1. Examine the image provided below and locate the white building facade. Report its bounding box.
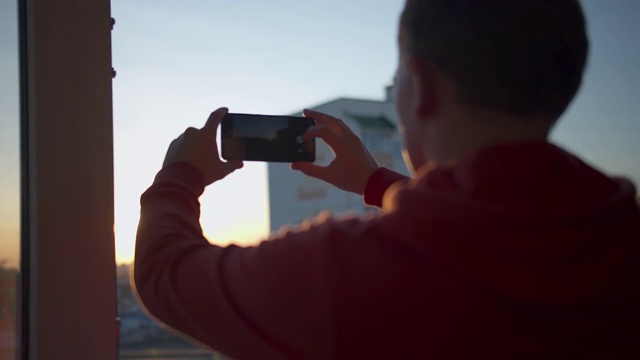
[267,91,408,231]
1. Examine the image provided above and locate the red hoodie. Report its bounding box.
[134,142,640,359]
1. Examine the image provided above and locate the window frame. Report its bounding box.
[21,0,117,358]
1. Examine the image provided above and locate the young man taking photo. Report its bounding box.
[133,1,640,358]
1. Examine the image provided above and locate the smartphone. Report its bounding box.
[221,113,315,162]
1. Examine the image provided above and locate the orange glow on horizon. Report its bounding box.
[0,227,20,270]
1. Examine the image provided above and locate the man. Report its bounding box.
[134,1,640,359]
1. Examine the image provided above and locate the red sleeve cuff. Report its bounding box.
[363,167,409,207]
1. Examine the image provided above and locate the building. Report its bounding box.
[267,87,409,231]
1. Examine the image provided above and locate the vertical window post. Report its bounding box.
[24,0,117,358]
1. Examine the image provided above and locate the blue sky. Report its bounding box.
[0,0,21,268]
[111,0,407,262]
[0,1,638,265]
[111,0,639,262]
[552,0,640,179]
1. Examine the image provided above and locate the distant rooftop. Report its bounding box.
[343,111,396,130]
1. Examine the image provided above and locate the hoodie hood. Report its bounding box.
[385,142,640,304]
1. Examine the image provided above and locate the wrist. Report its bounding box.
[358,166,380,195]
[363,167,408,207]
[153,162,206,196]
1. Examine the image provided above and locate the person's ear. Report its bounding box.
[409,58,439,120]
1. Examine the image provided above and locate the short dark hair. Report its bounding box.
[400,0,589,119]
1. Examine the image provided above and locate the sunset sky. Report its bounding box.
[0,1,21,269]
[1,1,639,266]
[110,0,407,263]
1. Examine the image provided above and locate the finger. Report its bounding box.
[224,160,244,171]
[217,160,244,179]
[303,125,344,150]
[291,162,332,183]
[203,107,228,134]
[304,109,352,134]
[184,127,198,138]
[303,109,336,126]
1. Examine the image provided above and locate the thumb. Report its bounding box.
[224,160,244,172]
[209,160,244,183]
[203,107,228,134]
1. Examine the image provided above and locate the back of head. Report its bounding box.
[400,0,589,121]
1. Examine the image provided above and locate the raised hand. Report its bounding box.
[291,109,380,195]
[163,108,243,185]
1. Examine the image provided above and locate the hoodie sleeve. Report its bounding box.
[133,162,334,360]
[363,167,409,207]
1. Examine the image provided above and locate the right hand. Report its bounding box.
[291,109,380,195]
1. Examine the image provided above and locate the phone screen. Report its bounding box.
[221,113,315,162]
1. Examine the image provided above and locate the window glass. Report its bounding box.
[552,1,640,187]
[113,2,401,358]
[0,0,21,358]
[113,1,640,358]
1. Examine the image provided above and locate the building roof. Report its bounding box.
[304,96,391,109]
[289,96,399,130]
[343,111,396,130]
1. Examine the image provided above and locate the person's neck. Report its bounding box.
[422,107,553,166]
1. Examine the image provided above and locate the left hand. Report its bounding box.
[163,107,243,185]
